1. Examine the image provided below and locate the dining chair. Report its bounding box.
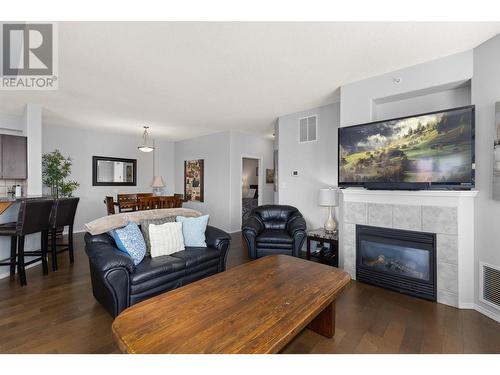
[137,196,159,210]
[117,193,138,213]
[104,196,115,215]
[49,198,80,271]
[0,199,53,285]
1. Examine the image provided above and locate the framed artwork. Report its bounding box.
[494,102,500,200]
[266,168,274,184]
[184,159,204,202]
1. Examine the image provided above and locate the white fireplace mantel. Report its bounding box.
[340,187,478,199]
[338,187,477,309]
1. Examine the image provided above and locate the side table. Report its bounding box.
[306,228,339,267]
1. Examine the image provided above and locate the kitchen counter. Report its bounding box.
[0,196,53,215]
[0,195,52,202]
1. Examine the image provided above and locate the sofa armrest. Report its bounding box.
[84,232,116,246]
[242,216,264,235]
[205,225,230,272]
[85,242,135,274]
[205,225,230,251]
[286,216,307,236]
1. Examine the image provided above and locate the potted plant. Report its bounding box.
[42,150,79,198]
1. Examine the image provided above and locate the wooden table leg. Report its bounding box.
[307,301,335,338]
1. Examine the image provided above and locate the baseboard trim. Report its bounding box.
[0,260,41,280]
[473,303,500,323]
[458,302,475,309]
[457,302,500,323]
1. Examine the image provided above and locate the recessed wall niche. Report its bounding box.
[371,79,471,121]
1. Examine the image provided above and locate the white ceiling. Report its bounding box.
[1,22,499,140]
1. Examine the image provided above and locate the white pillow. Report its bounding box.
[246,188,256,198]
[148,222,185,257]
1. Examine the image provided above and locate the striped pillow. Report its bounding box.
[140,216,176,256]
[149,222,185,257]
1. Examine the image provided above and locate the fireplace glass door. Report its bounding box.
[356,225,436,301]
[359,237,431,281]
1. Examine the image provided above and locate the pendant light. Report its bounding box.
[138,126,155,153]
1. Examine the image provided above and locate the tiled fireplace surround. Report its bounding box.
[340,189,478,308]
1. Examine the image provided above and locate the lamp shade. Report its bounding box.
[138,126,155,153]
[319,187,339,207]
[151,176,166,188]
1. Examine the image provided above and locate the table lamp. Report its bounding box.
[152,176,166,196]
[319,187,339,233]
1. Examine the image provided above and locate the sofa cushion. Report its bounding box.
[130,255,185,285]
[256,242,293,249]
[256,229,293,244]
[170,247,221,268]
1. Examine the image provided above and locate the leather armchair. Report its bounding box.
[242,205,307,259]
[85,225,230,317]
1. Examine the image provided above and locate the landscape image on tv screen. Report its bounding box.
[339,107,474,185]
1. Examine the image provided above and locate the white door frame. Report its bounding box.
[240,155,263,229]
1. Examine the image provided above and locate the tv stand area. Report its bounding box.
[353,183,473,191]
[364,182,428,190]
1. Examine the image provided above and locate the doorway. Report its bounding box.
[241,157,261,224]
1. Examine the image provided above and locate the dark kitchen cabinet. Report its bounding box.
[0,135,27,179]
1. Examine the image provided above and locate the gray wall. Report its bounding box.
[340,50,473,127]
[472,34,500,317]
[174,130,274,233]
[43,123,175,231]
[277,103,340,230]
[373,85,471,121]
[174,132,232,231]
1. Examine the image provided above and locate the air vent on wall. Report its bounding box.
[480,262,500,310]
[299,115,317,143]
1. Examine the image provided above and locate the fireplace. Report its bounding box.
[356,225,436,301]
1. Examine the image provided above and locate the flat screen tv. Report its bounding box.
[338,105,475,190]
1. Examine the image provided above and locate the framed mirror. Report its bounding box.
[92,156,137,186]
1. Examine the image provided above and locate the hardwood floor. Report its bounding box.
[0,232,498,354]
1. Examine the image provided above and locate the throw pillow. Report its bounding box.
[140,216,176,256]
[176,214,209,247]
[111,221,146,265]
[149,221,185,257]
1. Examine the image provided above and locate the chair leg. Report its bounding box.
[68,225,74,264]
[10,236,17,276]
[17,236,27,286]
[41,230,49,275]
[51,229,58,271]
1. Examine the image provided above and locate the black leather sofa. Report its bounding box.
[242,205,307,259]
[84,225,230,317]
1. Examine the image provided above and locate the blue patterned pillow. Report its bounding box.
[176,215,209,247]
[111,221,146,265]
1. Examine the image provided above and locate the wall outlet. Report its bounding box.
[292,170,299,176]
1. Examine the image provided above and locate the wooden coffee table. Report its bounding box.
[112,255,351,354]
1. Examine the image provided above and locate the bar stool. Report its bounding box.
[49,197,79,271]
[0,199,53,286]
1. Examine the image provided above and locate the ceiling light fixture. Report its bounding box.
[138,125,155,153]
